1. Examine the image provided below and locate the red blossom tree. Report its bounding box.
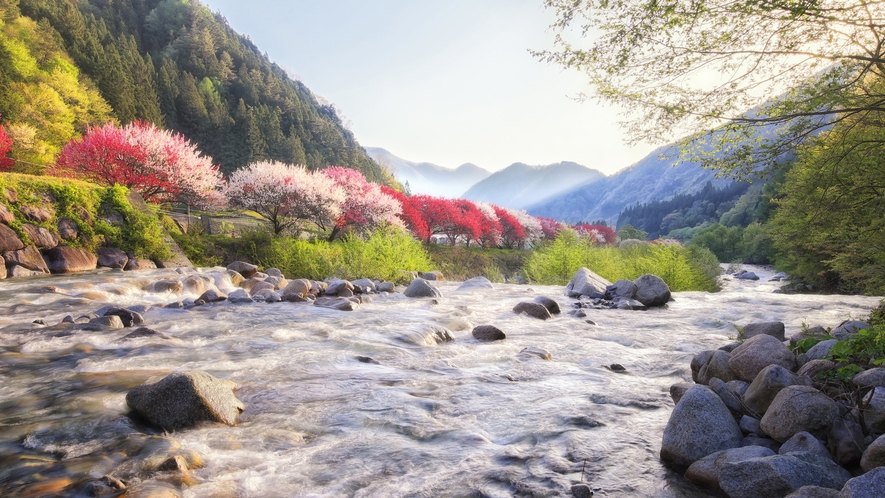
[0,124,14,171]
[494,206,527,249]
[473,201,503,247]
[446,199,484,246]
[381,186,431,242]
[409,195,463,244]
[53,122,222,206]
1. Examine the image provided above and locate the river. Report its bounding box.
[0,266,880,497]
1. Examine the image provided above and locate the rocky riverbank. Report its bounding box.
[662,309,885,497]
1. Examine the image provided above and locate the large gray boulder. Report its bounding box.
[512,302,552,320]
[126,371,244,430]
[729,334,797,382]
[852,368,885,389]
[607,279,637,300]
[838,467,885,498]
[533,295,561,314]
[457,277,494,291]
[685,446,775,490]
[0,223,24,252]
[742,321,786,341]
[21,224,58,249]
[660,385,744,466]
[472,325,505,342]
[566,267,612,298]
[3,245,48,273]
[744,365,810,415]
[780,432,830,458]
[832,321,869,340]
[633,274,671,306]
[226,261,258,278]
[97,247,128,269]
[698,350,737,385]
[719,452,851,498]
[760,386,839,442]
[404,278,442,298]
[44,246,98,274]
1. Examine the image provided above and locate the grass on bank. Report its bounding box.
[0,173,170,260]
[524,229,722,292]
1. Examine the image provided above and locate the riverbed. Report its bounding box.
[0,266,880,497]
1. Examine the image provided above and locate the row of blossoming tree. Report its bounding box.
[39,121,617,247]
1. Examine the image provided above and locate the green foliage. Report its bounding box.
[826,326,885,368]
[769,107,885,295]
[0,172,169,259]
[173,227,432,283]
[617,224,647,241]
[0,10,113,168]
[524,229,721,291]
[426,245,529,283]
[689,222,774,264]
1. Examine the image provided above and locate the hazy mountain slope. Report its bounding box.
[527,146,733,224]
[366,147,490,197]
[462,161,605,209]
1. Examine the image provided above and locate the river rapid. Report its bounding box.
[0,266,881,497]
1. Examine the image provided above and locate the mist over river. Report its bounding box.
[0,266,881,497]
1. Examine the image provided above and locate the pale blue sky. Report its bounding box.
[201,0,657,174]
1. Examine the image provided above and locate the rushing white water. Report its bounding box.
[0,266,881,497]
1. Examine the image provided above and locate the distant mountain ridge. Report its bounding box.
[526,146,733,224]
[462,161,605,209]
[365,147,490,198]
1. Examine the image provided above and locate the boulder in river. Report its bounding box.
[457,276,494,290]
[314,296,358,311]
[512,302,552,320]
[404,278,442,298]
[566,267,612,298]
[97,247,128,269]
[399,324,454,346]
[472,325,505,341]
[226,261,258,278]
[607,279,637,300]
[660,385,744,466]
[126,371,244,430]
[533,295,561,314]
[718,452,851,498]
[633,274,671,307]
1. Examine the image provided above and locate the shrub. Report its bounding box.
[524,229,720,291]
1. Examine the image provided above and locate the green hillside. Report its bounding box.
[1,0,388,181]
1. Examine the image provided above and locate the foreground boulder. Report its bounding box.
[633,274,671,307]
[566,267,612,298]
[729,334,796,382]
[718,453,851,498]
[841,466,885,497]
[660,385,743,466]
[743,365,809,415]
[126,371,244,430]
[760,386,839,442]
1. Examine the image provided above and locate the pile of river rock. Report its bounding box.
[663,317,885,497]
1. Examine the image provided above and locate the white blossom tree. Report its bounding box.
[225,161,344,235]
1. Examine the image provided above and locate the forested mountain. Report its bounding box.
[366,147,490,197]
[615,180,751,239]
[462,161,604,209]
[2,0,386,180]
[526,145,734,224]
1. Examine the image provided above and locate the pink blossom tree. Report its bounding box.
[473,201,503,247]
[225,161,344,235]
[381,186,431,242]
[322,166,403,241]
[53,121,222,206]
